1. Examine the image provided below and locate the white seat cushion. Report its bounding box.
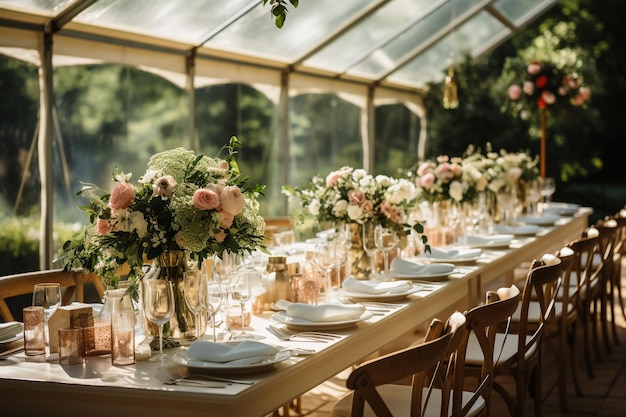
[464,332,537,366]
[331,385,485,417]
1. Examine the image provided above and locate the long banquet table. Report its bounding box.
[0,208,591,417]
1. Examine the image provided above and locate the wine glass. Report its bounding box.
[375,226,397,279]
[143,279,175,361]
[206,281,223,342]
[231,272,252,340]
[362,223,380,278]
[183,268,207,341]
[32,282,61,345]
[540,177,556,208]
[313,240,338,302]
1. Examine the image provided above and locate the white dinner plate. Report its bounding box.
[0,332,23,344]
[465,234,514,249]
[389,271,453,282]
[493,224,542,236]
[417,251,482,264]
[515,214,561,226]
[172,349,292,374]
[269,310,374,331]
[339,284,422,302]
[541,202,580,216]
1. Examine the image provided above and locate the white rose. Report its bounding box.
[352,169,367,180]
[449,181,464,201]
[347,204,363,221]
[308,199,321,216]
[332,199,349,217]
[128,211,148,238]
[375,175,393,187]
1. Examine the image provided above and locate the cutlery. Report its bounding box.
[158,367,255,385]
[155,372,227,388]
[267,325,341,342]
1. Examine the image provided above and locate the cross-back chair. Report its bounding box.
[0,268,105,322]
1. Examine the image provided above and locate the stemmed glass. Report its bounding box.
[375,226,397,279]
[143,279,175,361]
[206,282,223,342]
[362,223,380,278]
[313,240,338,302]
[540,177,556,208]
[32,282,61,345]
[183,268,207,341]
[231,271,252,340]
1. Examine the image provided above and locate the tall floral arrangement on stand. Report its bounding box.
[282,166,427,278]
[59,137,266,342]
[503,54,591,178]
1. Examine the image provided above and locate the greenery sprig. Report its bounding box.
[263,0,300,28]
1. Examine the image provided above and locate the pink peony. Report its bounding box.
[219,185,245,216]
[193,188,220,210]
[508,84,521,100]
[527,61,541,75]
[109,182,135,210]
[154,175,177,197]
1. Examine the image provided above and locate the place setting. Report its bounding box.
[269,299,374,331]
[413,246,483,264]
[388,257,456,282]
[463,233,515,249]
[338,276,421,302]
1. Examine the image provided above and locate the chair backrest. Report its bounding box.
[0,268,105,322]
[510,257,562,372]
[594,219,618,279]
[568,232,602,299]
[345,311,466,417]
[452,285,521,416]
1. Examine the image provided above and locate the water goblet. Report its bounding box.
[143,279,175,361]
[183,268,207,341]
[231,272,253,340]
[206,281,224,342]
[32,282,61,345]
[540,177,556,207]
[313,240,338,302]
[375,226,397,279]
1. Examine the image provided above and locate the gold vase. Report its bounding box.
[347,223,374,280]
[142,250,206,344]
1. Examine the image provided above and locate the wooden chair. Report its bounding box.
[465,258,562,417]
[609,209,626,327]
[331,285,521,417]
[0,268,105,322]
[592,219,618,356]
[330,311,466,417]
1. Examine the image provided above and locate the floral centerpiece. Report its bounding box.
[60,137,266,341]
[282,166,427,278]
[413,155,485,205]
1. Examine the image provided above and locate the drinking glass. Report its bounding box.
[362,223,380,278]
[206,281,223,342]
[540,177,556,206]
[231,272,252,340]
[375,226,397,279]
[183,269,207,341]
[143,279,175,361]
[32,282,61,322]
[32,282,61,345]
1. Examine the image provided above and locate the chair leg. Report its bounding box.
[532,356,543,417]
[590,297,604,362]
[579,305,596,379]
[569,322,583,397]
[609,277,621,346]
[600,283,613,356]
[558,324,569,412]
[493,381,516,417]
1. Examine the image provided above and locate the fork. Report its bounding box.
[155,372,227,388]
[267,325,342,342]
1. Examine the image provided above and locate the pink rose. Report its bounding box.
[527,61,541,75]
[219,211,235,229]
[568,77,580,89]
[219,185,245,216]
[435,162,454,181]
[580,87,591,100]
[508,84,521,100]
[214,230,227,243]
[193,188,220,210]
[420,172,435,188]
[96,218,113,234]
[348,190,366,206]
[450,163,462,176]
[154,175,177,197]
[436,155,449,163]
[360,200,373,213]
[541,91,556,105]
[417,162,432,177]
[326,171,341,187]
[523,81,534,95]
[558,86,568,96]
[109,182,135,210]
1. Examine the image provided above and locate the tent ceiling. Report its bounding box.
[0,0,557,92]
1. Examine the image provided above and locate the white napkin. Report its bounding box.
[186,340,278,364]
[0,321,23,341]
[275,300,365,322]
[426,247,482,260]
[341,277,413,295]
[466,234,513,246]
[390,258,454,276]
